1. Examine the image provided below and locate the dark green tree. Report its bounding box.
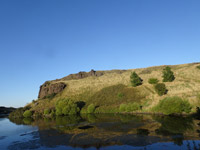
[154,83,168,96]
[130,72,143,87]
[162,66,175,82]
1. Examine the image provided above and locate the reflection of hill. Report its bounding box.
[8,114,200,149]
[34,114,167,148]
[38,129,167,148]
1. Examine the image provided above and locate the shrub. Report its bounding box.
[56,98,80,116]
[119,103,141,112]
[117,93,124,98]
[154,83,167,96]
[126,103,141,112]
[87,104,95,113]
[196,65,200,70]
[154,97,192,115]
[23,110,32,118]
[44,109,50,115]
[130,72,143,87]
[43,93,56,100]
[80,108,87,114]
[9,107,25,119]
[119,104,127,112]
[162,66,175,82]
[148,78,159,84]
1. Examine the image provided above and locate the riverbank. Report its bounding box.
[0,107,16,118]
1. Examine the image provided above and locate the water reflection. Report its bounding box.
[3,114,200,150]
[153,116,194,146]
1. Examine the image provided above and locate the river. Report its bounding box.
[1,114,200,150]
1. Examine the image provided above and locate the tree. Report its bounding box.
[130,72,143,87]
[154,83,167,96]
[162,66,175,82]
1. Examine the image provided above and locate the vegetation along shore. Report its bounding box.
[9,62,200,120]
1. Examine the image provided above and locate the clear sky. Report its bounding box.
[0,0,200,107]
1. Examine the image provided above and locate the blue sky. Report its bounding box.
[0,0,200,107]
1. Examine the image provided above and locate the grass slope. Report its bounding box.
[29,62,200,114]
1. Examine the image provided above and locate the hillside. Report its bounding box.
[24,62,200,116]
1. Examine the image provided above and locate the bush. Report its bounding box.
[119,103,141,112]
[154,97,192,115]
[126,103,141,112]
[162,66,175,82]
[9,107,25,119]
[117,93,124,98]
[154,83,167,96]
[119,104,126,112]
[148,78,159,84]
[44,109,50,115]
[196,65,200,70]
[23,110,32,118]
[130,72,143,87]
[87,104,95,113]
[56,98,80,116]
[43,93,56,100]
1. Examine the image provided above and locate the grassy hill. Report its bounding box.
[24,62,200,116]
[7,62,200,120]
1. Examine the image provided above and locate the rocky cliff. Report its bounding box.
[38,82,66,99]
[62,69,104,80]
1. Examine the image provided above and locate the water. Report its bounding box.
[1,114,200,150]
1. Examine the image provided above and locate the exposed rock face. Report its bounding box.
[38,82,66,99]
[62,69,104,80]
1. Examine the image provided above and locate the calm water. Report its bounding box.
[1,114,200,150]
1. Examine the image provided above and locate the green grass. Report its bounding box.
[119,102,141,112]
[88,84,146,107]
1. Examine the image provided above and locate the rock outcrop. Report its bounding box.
[62,69,104,80]
[38,82,66,99]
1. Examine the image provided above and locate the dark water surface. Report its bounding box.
[1,114,200,150]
